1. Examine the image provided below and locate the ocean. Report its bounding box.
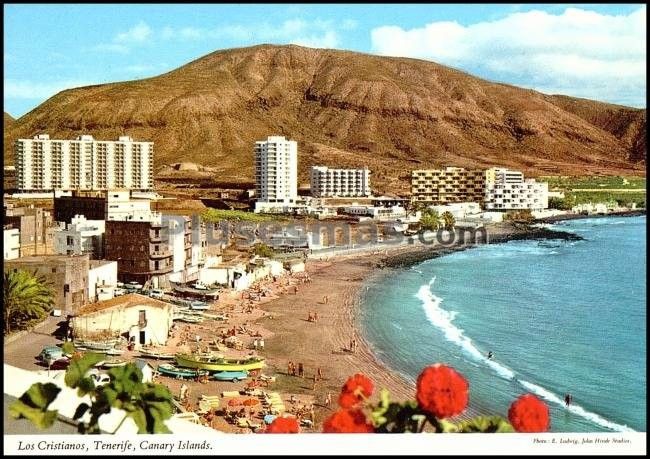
[359,216,646,432]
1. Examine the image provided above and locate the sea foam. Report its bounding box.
[416,276,636,433]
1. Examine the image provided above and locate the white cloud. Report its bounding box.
[4,79,93,99]
[115,21,152,43]
[370,6,647,107]
[161,17,348,49]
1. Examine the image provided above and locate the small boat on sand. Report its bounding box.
[157,363,208,379]
[102,359,128,368]
[175,354,265,372]
[139,349,175,360]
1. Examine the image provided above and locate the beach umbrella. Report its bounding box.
[228,398,243,406]
[243,398,259,406]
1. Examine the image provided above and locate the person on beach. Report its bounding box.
[317,367,323,381]
[314,312,319,321]
[180,383,188,402]
[298,363,304,378]
[312,374,318,390]
[288,361,294,376]
[487,351,493,360]
[259,338,264,350]
[325,392,332,408]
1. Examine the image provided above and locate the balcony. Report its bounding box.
[150,250,172,259]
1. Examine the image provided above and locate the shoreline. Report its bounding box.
[255,220,596,429]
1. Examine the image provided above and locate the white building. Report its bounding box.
[429,202,481,220]
[254,136,298,212]
[105,190,155,221]
[71,294,173,347]
[54,215,105,258]
[162,215,204,284]
[15,134,153,192]
[310,166,371,198]
[484,168,548,211]
[3,228,20,260]
[342,205,407,221]
[88,260,118,303]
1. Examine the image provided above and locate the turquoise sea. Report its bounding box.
[359,216,646,432]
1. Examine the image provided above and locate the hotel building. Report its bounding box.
[310,166,371,198]
[484,167,548,211]
[411,167,486,205]
[15,134,153,192]
[254,136,298,212]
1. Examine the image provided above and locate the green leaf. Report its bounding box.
[65,353,105,389]
[9,383,61,429]
[438,419,460,433]
[61,341,76,356]
[456,416,515,433]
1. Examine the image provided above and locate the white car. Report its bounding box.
[113,288,126,296]
[87,370,111,387]
[148,289,165,299]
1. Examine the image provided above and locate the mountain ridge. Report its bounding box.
[4,44,645,194]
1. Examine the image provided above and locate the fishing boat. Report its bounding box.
[175,353,265,372]
[102,359,128,368]
[189,301,210,311]
[157,363,208,379]
[139,349,175,360]
[103,348,125,356]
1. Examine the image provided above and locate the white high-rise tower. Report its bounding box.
[254,135,298,212]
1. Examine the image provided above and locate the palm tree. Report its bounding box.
[441,211,456,230]
[3,270,55,334]
[420,209,441,231]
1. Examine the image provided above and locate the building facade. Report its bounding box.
[484,168,548,211]
[161,215,205,284]
[411,167,485,205]
[254,136,298,211]
[4,205,56,257]
[103,215,173,288]
[54,215,105,258]
[4,254,90,313]
[15,134,153,192]
[71,294,173,347]
[310,166,371,198]
[88,260,118,303]
[3,228,20,260]
[54,190,153,224]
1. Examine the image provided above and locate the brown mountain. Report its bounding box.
[3,44,645,194]
[4,112,15,131]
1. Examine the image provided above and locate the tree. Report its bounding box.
[252,242,275,258]
[3,270,55,335]
[441,211,456,230]
[419,209,441,231]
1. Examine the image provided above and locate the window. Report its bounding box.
[52,268,57,273]
[67,236,74,246]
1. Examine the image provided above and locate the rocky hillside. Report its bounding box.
[4,112,15,131]
[4,44,645,194]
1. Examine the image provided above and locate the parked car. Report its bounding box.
[125,282,143,292]
[148,288,165,299]
[213,370,249,382]
[37,346,64,362]
[87,369,111,386]
[113,288,126,296]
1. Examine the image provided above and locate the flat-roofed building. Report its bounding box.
[254,135,298,212]
[484,167,548,211]
[310,166,371,198]
[15,134,153,192]
[411,167,485,205]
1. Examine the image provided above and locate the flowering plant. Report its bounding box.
[267,364,551,434]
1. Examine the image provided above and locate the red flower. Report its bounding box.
[323,409,374,433]
[265,417,300,433]
[338,373,374,408]
[416,364,469,418]
[508,394,550,432]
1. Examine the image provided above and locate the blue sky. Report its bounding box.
[4,4,646,118]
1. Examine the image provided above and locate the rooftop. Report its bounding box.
[89,259,116,269]
[4,254,89,264]
[75,293,172,316]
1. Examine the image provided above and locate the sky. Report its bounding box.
[3,3,647,118]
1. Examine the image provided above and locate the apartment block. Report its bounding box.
[310,166,371,198]
[411,167,486,205]
[15,134,153,192]
[254,136,298,211]
[103,214,173,288]
[161,215,205,284]
[484,168,548,211]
